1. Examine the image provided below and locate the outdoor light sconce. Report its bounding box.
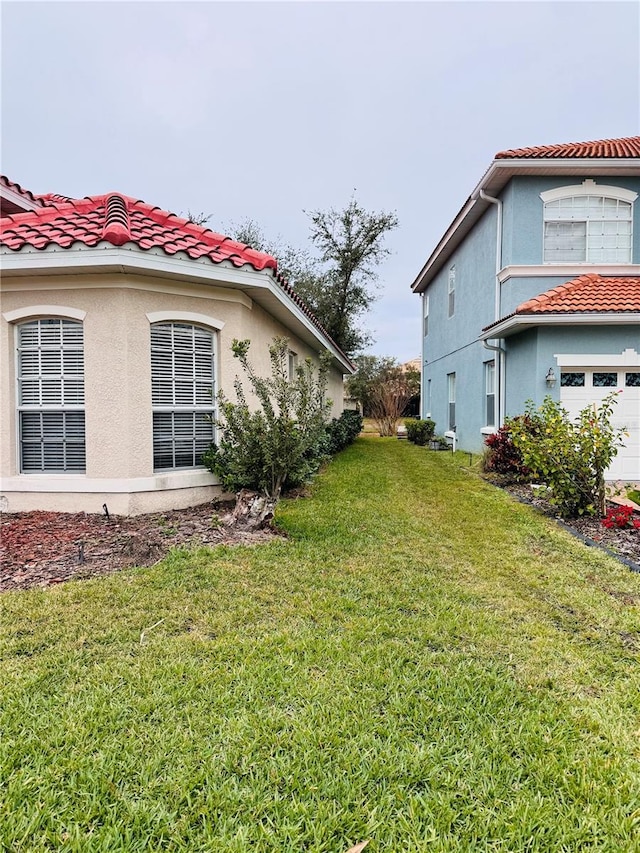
[545,368,557,388]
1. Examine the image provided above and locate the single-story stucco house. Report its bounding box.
[0,177,354,515]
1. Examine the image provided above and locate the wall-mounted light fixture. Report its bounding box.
[545,368,557,388]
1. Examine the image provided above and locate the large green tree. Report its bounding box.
[225,198,398,357]
[302,200,398,355]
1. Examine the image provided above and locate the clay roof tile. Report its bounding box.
[495,135,640,159]
[516,274,640,314]
[1,180,354,368]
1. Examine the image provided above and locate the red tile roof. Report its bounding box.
[495,136,640,159]
[517,274,640,314]
[0,180,354,367]
[0,175,73,212]
[0,190,277,271]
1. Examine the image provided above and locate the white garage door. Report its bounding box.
[560,368,640,481]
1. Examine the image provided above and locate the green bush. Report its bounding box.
[202,337,332,499]
[327,410,363,453]
[507,393,626,518]
[405,418,435,446]
[431,434,451,450]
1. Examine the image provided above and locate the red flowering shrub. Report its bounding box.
[483,423,530,480]
[602,504,640,530]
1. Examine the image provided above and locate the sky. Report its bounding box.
[2,0,639,362]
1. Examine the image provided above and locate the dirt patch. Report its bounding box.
[0,503,281,593]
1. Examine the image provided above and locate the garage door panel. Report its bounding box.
[560,368,639,481]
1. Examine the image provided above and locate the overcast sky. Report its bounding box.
[2,0,639,361]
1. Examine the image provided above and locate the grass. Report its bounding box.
[1,437,640,852]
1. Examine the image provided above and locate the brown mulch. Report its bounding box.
[500,482,640,571]
[2,484,638,594]
[0,502,281,593]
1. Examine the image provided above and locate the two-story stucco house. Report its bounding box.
[412,136,640,480]
[0,177,353,515]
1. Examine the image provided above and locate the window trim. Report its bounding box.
[288,350,298,381]
[540,182,637,206]
[447,372,456,430]
[484,360,496,427]
[4,305,86,323]
[146,310,225,330]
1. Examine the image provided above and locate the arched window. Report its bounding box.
[541,183,635,263]
[150,322,216,470]
[17,318,85,472]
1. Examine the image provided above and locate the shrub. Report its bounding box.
[202,337,332,500]
[405,418,435,446]
[431,435,451,450]
[326,410,363,453]
[483,423,530,479]
[507,393,626,518]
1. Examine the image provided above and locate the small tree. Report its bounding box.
[202,337,332,503]
[507,393,626,517]
[346,355,398,415]
[346,356,419,434]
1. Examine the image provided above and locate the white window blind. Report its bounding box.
[151,322,215,470]
[544,196,632,263]
[447,372,456,430]
[448,266,456,317]
[485,360,495,427]
[17,318,85,472]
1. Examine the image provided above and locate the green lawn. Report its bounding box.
[2,437,639,852]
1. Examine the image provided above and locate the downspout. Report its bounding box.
[421,292,427,418]
[479,189,506,427]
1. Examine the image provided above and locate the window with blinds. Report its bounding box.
[447,372,456,431]
[151,322,216,470]
[543,195,632,263]
[448,266,456,317]
[17,318,85,472]
[484,360,495,426]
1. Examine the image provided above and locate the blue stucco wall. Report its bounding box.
[505,323,640,416]
[421,204,498,443]
[420,170,640,454]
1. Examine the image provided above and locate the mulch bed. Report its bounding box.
[0,503,280,593]
[499,482,640,572]
[2,484,639,593]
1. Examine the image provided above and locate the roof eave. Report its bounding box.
[0,244,355,374]
[481,311,640,339]
[0,185,43,215]
[411,156,640,294]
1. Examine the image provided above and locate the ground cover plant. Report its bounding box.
[2,438,640,851]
